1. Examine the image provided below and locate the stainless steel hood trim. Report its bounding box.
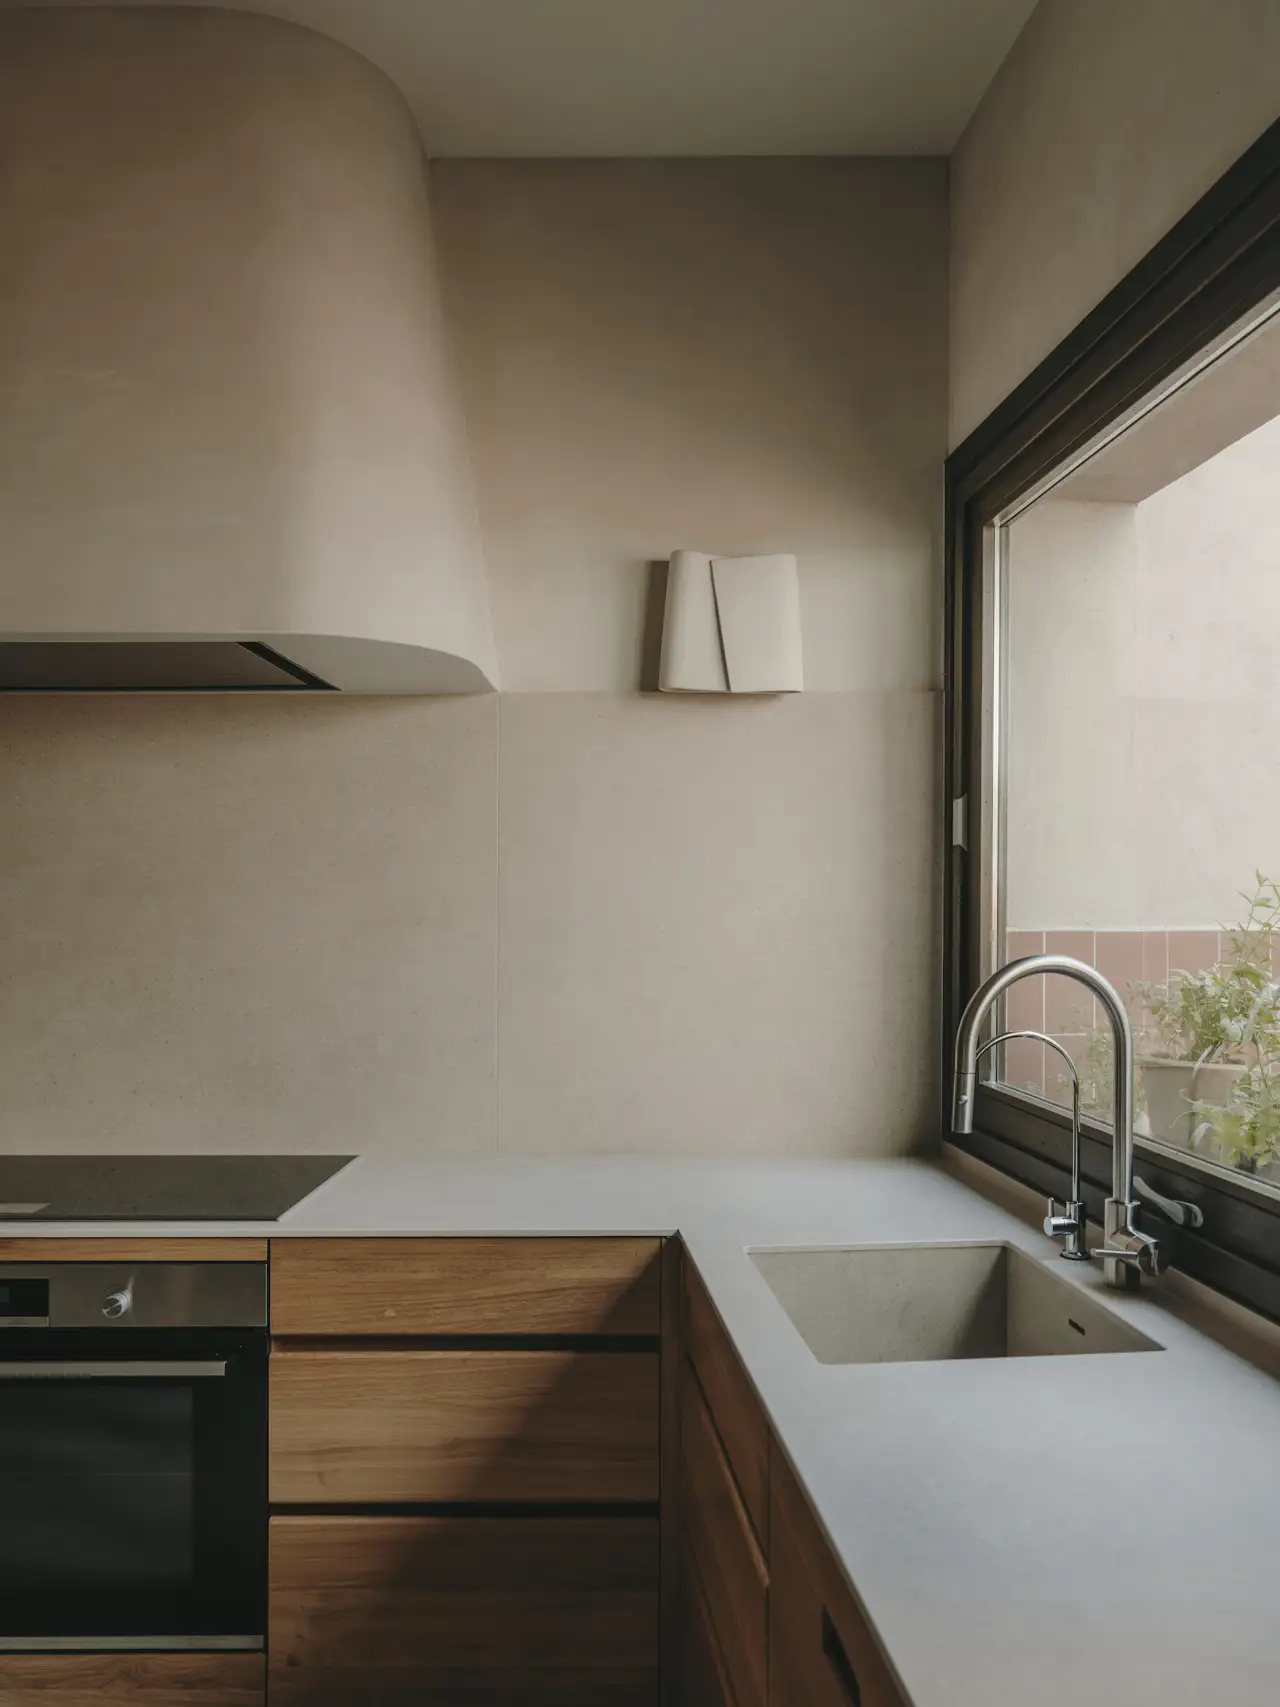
[239,642,335,689]
[0,640,336,693]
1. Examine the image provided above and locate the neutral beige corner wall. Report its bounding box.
[0,158,948,1160]
[433,160,947,694]
[440,160,948,1155]
[498,691,939,1156]
[950,0,1280,447]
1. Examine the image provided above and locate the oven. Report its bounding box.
[0,1262,267,1652]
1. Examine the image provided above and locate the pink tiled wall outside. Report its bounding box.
[1001,927,1242,1098]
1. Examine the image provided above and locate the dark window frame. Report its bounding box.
[944,119,1280,1323]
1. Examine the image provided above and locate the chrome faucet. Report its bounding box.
[952,955,1164,1288]
[975,1028,1089,1260]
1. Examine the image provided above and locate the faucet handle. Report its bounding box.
[1043,1197,1070,1237]
[1098,1200,1165,1281]
[1043,1198,1089,1261]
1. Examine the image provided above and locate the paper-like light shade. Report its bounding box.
[658,551,803,694]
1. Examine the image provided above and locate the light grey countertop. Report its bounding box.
[2,1153,1274,1707]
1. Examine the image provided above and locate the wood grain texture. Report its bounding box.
[678,1538,736,1707]
[269,1513,659,1706]
[0,1654,263,1705]
[269,1237,662,1337]
[0,1239,266,1262]
[680,1363,767,1707]
[270,1346,659,1504]
[769,1439,906,1707]
[683,1260,769,1543]
[659,1238,683,1707]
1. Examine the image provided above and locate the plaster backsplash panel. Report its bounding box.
[497,690,940,1156]
[0,696,498,1154]
[1,689,938,1159]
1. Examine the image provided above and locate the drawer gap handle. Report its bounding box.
[822,1608,862,1707]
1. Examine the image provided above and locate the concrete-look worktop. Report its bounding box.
[2,1154,1274,1707]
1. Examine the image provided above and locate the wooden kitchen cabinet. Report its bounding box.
[680,1369,767,1707]
[769,1440,907,1707]
[269,1513,659,1706]
[269,1236,661,1337]
[0,1654,264,1705]
[677,1539,736,1707]
[266,1235,664,1707]
[682,1263,769,1542]
[675,1257,772,1707]
[270,1344,659,1503]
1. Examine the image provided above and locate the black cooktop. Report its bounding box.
[0,1155,354,1221]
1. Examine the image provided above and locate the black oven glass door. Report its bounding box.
[0,1329,266,1646]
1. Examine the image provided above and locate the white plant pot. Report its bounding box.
[1137,1056,1245,1154]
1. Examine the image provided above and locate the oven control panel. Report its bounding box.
[0,1264,265,1329]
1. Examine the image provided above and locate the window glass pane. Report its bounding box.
[995,303,1280,1198]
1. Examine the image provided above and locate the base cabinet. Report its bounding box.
[680,1370,767,1707]
[267,1237,663,1705]
[677,1541,737,1707]
[268,1514,659,1706]
[677,1260,770,1707]
[769,1443,907,1707]
[0,1242,909,1707]
[0,1655,264,1705]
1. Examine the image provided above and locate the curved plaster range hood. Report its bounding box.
[0,8,497,693]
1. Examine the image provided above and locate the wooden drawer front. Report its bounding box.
[269,1513,659,1706]
[0,1654,263,1705]
[680,1366,767,1707]
[679,1539,736,1707]
[270,1347,659,1504]
[683,1262,769,1542]
[770,1442,907,1707]
[270,1236,661,1337]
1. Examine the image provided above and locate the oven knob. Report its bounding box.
[102,1287,133,1320]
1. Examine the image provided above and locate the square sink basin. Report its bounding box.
[750,1242,1161,1364]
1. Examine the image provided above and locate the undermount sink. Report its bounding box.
[750,1242,1161,1364]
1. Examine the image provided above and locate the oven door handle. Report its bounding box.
[0,1360,227,1379]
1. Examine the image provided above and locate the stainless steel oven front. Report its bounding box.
[0,1262,267,1652]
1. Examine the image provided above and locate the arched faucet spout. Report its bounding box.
[951,955,1163,1289]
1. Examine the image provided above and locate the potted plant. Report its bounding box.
[1188,1065,1280,1179]
[1136,966,1253,1148]
[1133,875,1280,1157]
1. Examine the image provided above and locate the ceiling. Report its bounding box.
[6,0,1039,156]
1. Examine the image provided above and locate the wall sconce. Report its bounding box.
[657,551,803,694]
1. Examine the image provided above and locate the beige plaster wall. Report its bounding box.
[950,0,1280,447]
[432,160,947,694]
[0,697,499,1154]
[0,159,947,1158]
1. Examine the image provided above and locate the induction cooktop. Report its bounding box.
[0,1155,354,1221]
